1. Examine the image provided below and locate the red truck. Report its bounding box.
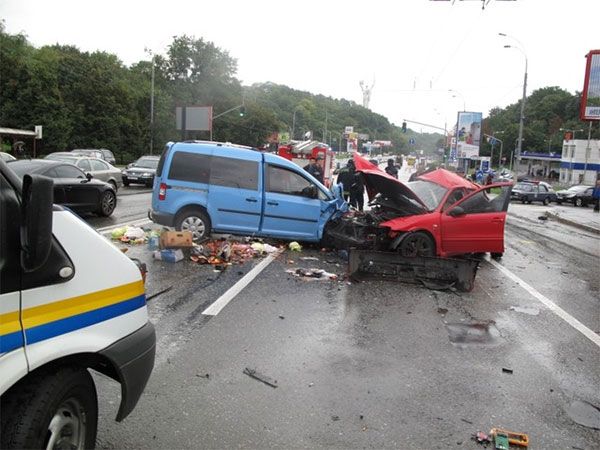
[278,140,336,187]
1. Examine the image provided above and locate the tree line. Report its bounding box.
[1,22,595,165]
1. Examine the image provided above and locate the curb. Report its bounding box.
[544,211,600,235]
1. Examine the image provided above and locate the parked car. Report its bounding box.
[99,148,116,165]
[150,142,513,259]
[510,180,557,205]
[123,155,160,187]
[45,152,123,190]
[497,168,514,182]
[0,158,154,449]
[71,149,105,160]
[555,184,594,206]
[0,151,16,162]
[8,159,117,216]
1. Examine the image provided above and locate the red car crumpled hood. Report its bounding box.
[352,154,428,214]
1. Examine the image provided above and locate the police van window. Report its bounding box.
[210,156,258,190]
[53,165,85,179]
[267,165,313,197]
[168,151,211,183]
[0,173,21,294]
[77,159,92,172]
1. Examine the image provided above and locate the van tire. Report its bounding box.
[96,191,117,217]
[175,208,211,241]
[1,366,98,450]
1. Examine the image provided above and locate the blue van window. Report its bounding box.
[267,165,312,196]
[210,156,258,190]
[168,151,211,183]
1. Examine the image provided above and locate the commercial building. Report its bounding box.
[559,139,600,185]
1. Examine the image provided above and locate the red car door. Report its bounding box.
[439,184,512,256]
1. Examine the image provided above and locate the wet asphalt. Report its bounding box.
[89,198,600,449]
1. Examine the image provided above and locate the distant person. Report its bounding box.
[384,158,398,178]
[349,168,365,211]
[593,179,600,213]
[408,165,425,182]
[303,156,324,183]
[337,160,355,201]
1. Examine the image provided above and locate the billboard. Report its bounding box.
[176,105,212,131]
[581,49,600,121]
[456,111,482,158]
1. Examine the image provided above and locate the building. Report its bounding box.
[559,139,600,185]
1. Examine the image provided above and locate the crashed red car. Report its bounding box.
[325,154,513,258]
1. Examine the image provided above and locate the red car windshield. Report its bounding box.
[407,180,449,211]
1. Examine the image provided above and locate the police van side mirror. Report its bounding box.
[21,174,54,272]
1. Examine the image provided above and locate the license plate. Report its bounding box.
[128,176,138,180]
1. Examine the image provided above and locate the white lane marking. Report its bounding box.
[96,218,152,234]
[202,250,283,316]
[490,259,600,348]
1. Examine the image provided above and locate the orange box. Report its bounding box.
[159,231,193,249]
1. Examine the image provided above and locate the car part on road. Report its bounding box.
[243,368,278,388]
[490,428,530,448]
[348,250,480,292]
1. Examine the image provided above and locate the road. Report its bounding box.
[88,187,600,449]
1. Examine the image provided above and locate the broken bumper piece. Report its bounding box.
[348,250,480,292]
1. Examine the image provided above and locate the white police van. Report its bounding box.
[0,159,155,449]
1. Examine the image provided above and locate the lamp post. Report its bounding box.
[500,33,528,180]
[559,127,584,141]
[448,89,466,111]
[292,107,302,140]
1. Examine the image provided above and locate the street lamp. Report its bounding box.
[448,89,466,111]
[500,33,528,180]
[559,127,584,140]
[292,107,302,141]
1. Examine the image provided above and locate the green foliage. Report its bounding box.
[1,22,596,166]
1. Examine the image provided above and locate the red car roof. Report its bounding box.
[419,169,477,189]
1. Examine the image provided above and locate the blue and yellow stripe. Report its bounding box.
[0,281,146,354]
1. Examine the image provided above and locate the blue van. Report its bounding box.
[149,141,346,242]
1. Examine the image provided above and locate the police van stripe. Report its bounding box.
[0,281,145,354]
[0,330,24,354]
[25,294,146,345]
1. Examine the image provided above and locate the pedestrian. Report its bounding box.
[336,159,355,201]
[384,158,398,178]
[485,170,495,185]
[408,165,425,182]
[593,179,600,213]
[349,168,365,211]
[303,156,324,184]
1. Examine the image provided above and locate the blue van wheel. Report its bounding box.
[175,209,211,241]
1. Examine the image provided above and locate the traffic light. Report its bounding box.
[402,121,407,133]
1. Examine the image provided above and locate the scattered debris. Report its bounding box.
[285,268,338,281]
[331,415,340,421]
[509,306,540,316]
[152,249,184,262]
[243,368,278,388]
[300,256,319,261]
[471,431,492,444]
[490,428,529,448]
[278,315,285,320]
[289,241,302,252]
[160,230,193,249]
[502,367,514,374]
[195,373,210,379]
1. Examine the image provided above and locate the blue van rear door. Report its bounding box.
[261,164,323,241]
[208,152,262,233]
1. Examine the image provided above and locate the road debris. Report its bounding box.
[146,285,173,301]
[502,367,514,374]
[289,241,302,252]
[243,368,278,388]
[285,268,338,281]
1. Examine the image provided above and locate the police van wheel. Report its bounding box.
[0,367,98,450]
[175,208,211,241]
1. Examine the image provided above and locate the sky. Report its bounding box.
[2,0,599,134]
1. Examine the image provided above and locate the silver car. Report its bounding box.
[45,152,123,190]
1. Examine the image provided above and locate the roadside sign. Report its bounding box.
[409,138,415,144]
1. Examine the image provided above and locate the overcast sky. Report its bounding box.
[2,0,599,134]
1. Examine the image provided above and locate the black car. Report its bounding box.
[555,185,594,206]
[8,159,117,216]
[122,155,160,187]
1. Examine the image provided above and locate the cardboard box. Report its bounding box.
[159,231,193,249]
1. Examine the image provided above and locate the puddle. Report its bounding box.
[509,306,540,316]
[566,400,600,429]
[445,322,500,345]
